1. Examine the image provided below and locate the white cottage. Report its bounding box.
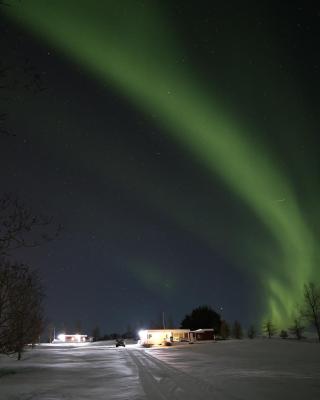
[55,333,90,343]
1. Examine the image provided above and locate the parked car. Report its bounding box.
[115,338,125,347]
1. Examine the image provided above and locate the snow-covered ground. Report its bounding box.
[0,339,319,399]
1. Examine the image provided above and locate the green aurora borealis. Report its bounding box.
[4,1,319,326]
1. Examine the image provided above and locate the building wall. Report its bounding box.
[139,329,190,345]
[195,331,215,340]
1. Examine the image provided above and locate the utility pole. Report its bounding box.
[162,311,166,329]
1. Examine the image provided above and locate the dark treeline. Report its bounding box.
[89,284,320,343]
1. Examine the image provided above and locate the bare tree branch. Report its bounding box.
[0,193,62,257]
[301,282,320,342]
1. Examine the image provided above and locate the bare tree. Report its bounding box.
[263,320,277,338]
[46,322,55,343]
[247,325,256,339]
[301,282,320,342]
[289,317,305,340]
[0,14,59,358]
[219,320,230,339]
[0,194,61,358]
[91,325,101,342]
[232,320,243,339]
[0,261,44,359]
[0,193,62,256]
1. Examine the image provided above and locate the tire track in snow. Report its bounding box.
[128,349,228,400]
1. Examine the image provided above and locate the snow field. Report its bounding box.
[0,339,319,400]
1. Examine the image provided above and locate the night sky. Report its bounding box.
[1,1,319,334]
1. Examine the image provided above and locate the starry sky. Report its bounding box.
[1,1,319,334]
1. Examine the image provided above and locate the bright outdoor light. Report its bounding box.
[57,333,66,342]
[138,330,147,340]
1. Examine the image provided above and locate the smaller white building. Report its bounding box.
[138,329,190,346]
[55,334,90,343]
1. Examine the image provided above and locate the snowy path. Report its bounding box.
[0,340,320,399]
[128,348,220,400]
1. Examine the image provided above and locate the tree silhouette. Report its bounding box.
[247,325,256,339]
[263,320,277,338]
[91,326,101,342]
[0,193,62,257]
[280,330,288,339]
[289,317,305,340]
[301,282,320,342]
[219,320,230,339]
[232,320,243,339]
[181,305,221,332]
[0,261,43,359]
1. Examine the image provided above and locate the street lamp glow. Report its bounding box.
[57,333,66,342]
[138,330,147,341]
